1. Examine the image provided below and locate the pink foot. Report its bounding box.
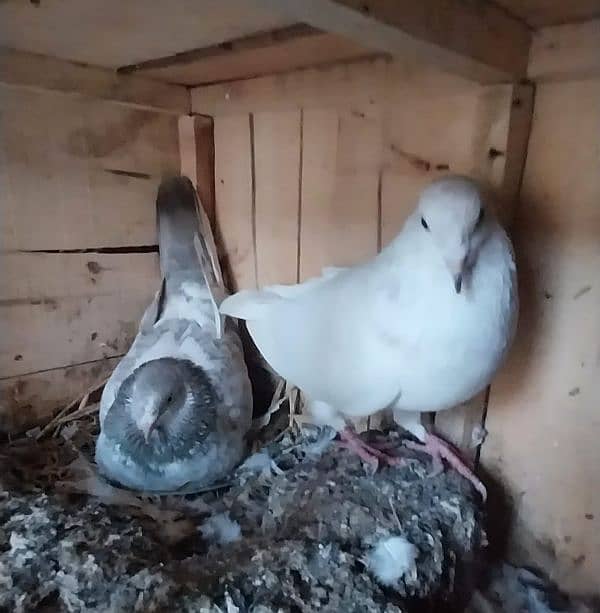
[404,433,487,501]
[338,427,402,468]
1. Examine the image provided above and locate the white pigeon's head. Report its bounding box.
[416,175,489,294]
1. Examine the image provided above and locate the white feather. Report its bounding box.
[367,536,418,586]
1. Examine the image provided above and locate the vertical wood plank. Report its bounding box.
[300,106,381,280]
[298,108,339,280]
[253,110,302,285]
[213,114,256,290]
[179,115,216,229]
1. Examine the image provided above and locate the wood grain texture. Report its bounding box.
[251,0,530,82]
[253,110,302,285]
[0,47,189,114]
[0,0,290,69]
[300,107,381,279]
[0,252,159,378]
[528,20,600,82]
[137,26,373,86]
[213,114,257,290]
[482,77,600,594]
[192,57,389,116]
[0,86,179,251]
[0,358,119,434]
[178,115,216,229]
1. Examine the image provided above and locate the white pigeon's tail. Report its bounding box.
[156,176,223,291]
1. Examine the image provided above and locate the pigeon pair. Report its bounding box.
[97,175,518,498]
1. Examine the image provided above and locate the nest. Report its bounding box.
[0,382,487,612]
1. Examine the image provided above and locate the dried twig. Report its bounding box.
[57,402,100,425]
[36,378,107,441]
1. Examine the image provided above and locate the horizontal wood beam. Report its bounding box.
[528,20,600,82]
[0,47,190,114]
[191,57,390,116]
[116,24,375,86]
[250,0,531,83]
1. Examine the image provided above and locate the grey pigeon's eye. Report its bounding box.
[475,208,484,229]
[166,395,173,403]
[421,217,429,231]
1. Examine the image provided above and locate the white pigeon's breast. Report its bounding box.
[391,249,517,413]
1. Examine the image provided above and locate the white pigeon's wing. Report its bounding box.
[235,265,404,415]
[219,289,284,320]
[220,265,347,320]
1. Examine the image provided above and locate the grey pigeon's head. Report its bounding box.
[416,175,491,294]
[104,358,218,464]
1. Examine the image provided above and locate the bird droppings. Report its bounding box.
[0,423,487,612]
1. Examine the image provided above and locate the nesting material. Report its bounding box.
[0,417,485,612]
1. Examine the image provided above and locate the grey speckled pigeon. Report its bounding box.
[95,176,252,492]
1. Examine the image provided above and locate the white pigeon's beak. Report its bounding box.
[453,273,463,294]
[446,256,467,294]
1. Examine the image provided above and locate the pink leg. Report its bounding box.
[338,427,402,468]
[404,433,487,501]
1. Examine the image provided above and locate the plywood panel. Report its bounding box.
[0,252,159,378]
[482,78,600,593]
[0,86,179,250]
[0,0,291,69]
[213,114,256,290]
[254,110,301,285]
[0,358,119,434]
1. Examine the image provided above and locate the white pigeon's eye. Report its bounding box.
[421,217,429,231]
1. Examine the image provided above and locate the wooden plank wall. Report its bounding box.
[0,84,178,432]
[198,58,532,440]
[482,75,600,593]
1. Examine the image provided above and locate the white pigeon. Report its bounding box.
[95,177,252,492]
[220,176,518,499]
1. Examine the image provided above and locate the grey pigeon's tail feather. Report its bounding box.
[156,176,224,291]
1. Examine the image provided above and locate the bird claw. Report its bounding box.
[337,428,403,468]
[404,434,487,501]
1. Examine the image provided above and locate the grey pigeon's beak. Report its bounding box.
[140,418,157,443]
[454,273,463,294]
